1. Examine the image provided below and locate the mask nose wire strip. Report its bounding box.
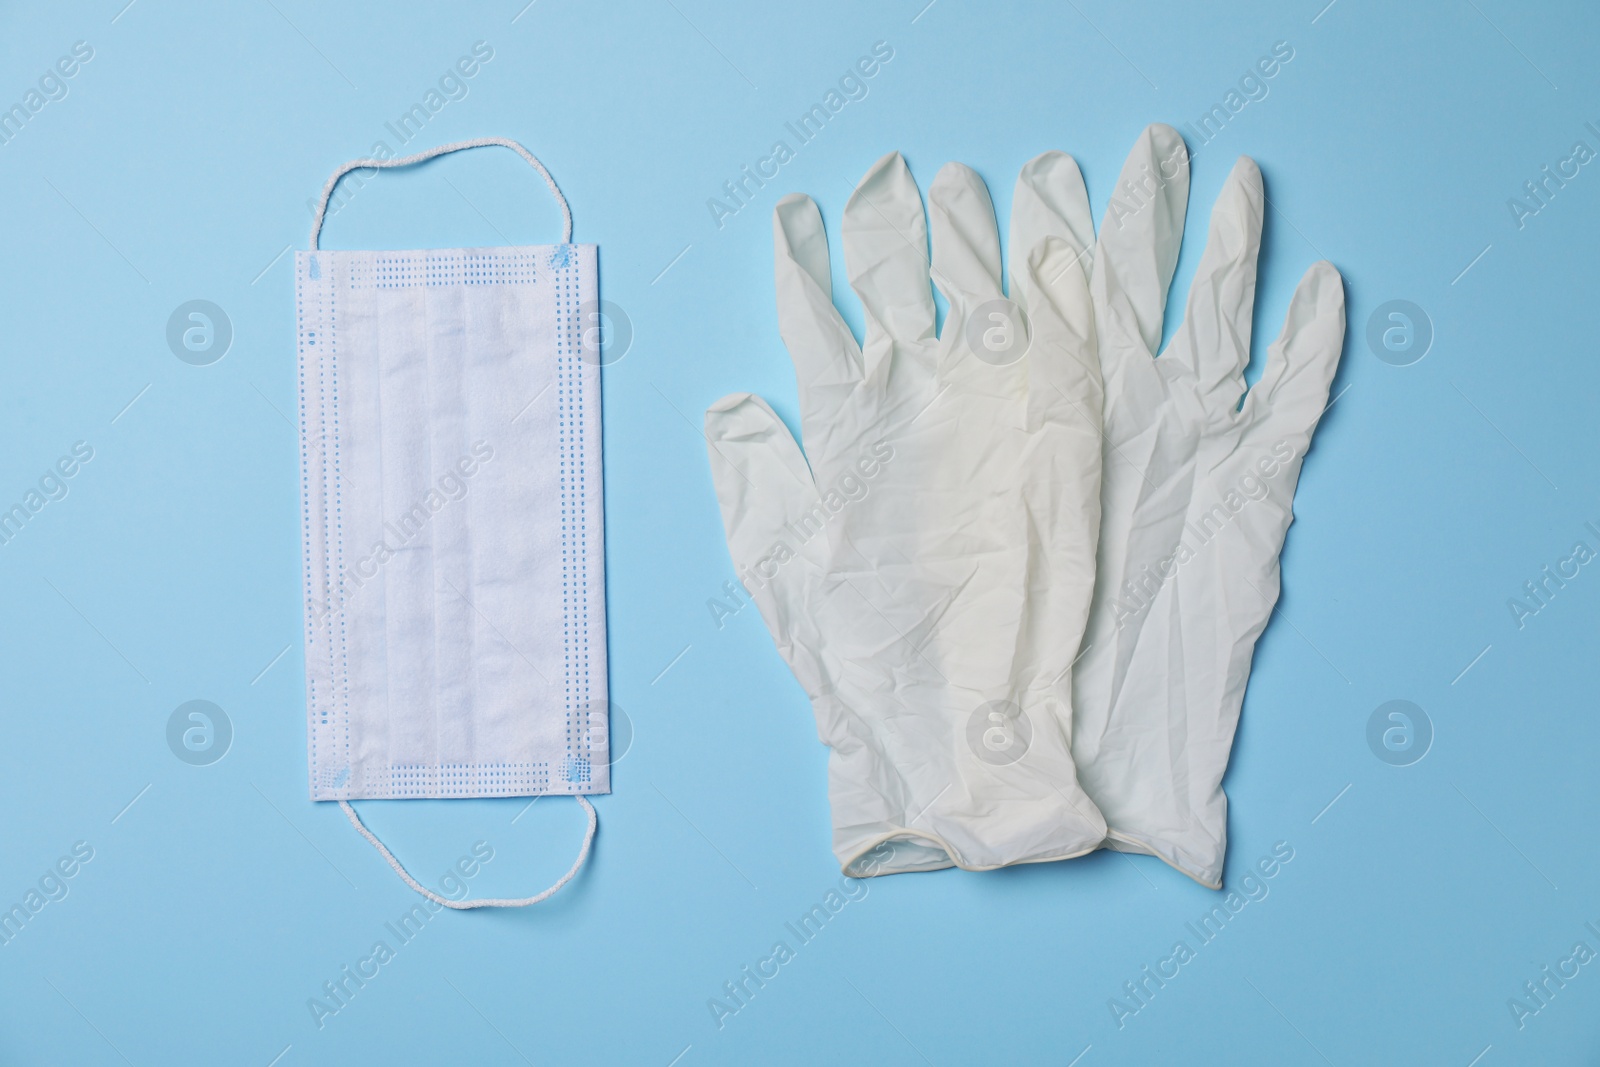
[339,797,597,909]
[308,135,574,250]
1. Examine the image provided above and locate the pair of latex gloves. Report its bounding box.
[704,125,1344,889]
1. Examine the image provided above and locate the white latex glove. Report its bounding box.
[1072,125,1347,889]
[706,151,1108,876]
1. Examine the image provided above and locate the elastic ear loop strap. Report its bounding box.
[316,136,590,909]
[341,798,597,909]
[309,135,573,249]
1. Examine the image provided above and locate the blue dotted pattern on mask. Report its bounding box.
[346,249,542,290]
[556,245,594,787]
[296,251,353,799]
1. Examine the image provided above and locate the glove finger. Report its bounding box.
[928,162,1003,310]
[1241,261,1345,444]
[704,392,825,597]
[1165,157,1264,406]
[1010,152,1096,422]
[1020,235,1100,430]
[1008,151,1095,309]
[1092,124,1189,375]
[775,194,864,441]
[842,152,937,379]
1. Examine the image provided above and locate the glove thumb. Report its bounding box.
[704,393,827,675]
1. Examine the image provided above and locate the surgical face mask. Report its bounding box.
[297,138,607,908]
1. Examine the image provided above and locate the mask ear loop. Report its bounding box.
[340,798,596,909]
[308,136,573,250]
[312,137,592,909]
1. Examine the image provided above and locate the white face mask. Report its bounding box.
[297,138,607,908]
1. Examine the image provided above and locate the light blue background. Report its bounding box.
[1,0,1595,1063]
